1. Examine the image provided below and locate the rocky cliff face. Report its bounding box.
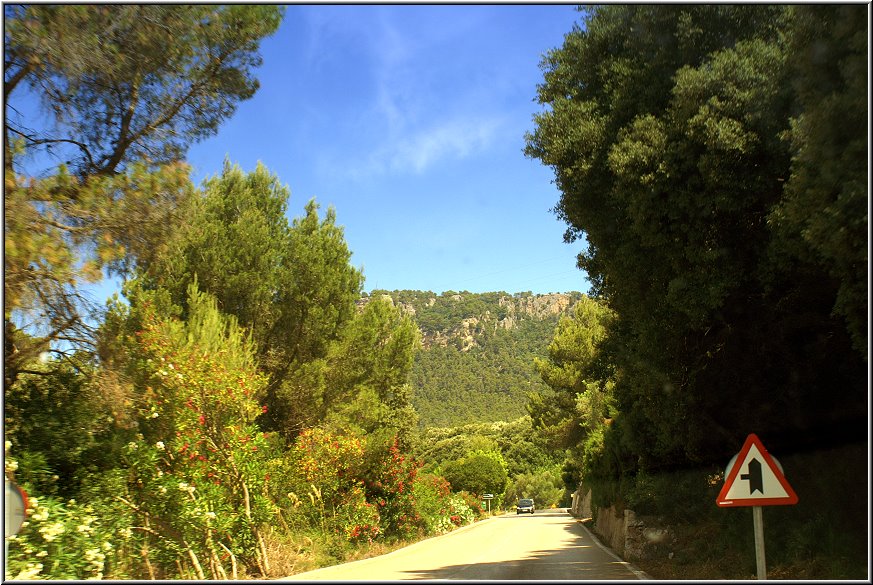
[497,293,573,326]
[360,291,581,351]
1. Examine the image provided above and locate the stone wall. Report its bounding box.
[569,484,674,562]
[624,510,673,561]
[570,484,592,518]
[594,505,627,553]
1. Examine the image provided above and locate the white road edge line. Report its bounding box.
[577,519,652,580]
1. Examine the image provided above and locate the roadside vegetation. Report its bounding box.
[3,6,486,579]
[4,4,866,581]
[525,5,867,580]
[3,155,487,578]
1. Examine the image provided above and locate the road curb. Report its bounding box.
[576,519,652,580]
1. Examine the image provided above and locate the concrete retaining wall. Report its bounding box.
[569,484,674,562]
[570,484,592,518]
[594,505,627,553]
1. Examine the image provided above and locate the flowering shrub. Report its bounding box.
[4,487,135,580]
[457,490,486,518]
[117,285,277,578]
[447,494,476,525]
[337,484,381,544]
[363,436,424,540]
[295,428,365,504]
[290,428,383,543]
[410,472,476,536]
[430,494,476,535]
[412,473,450,535]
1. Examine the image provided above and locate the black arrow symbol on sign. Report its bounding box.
[740,458,764,494]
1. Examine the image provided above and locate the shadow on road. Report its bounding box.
[398,513,638,580]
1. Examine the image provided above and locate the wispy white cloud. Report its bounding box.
[301,6,515,179]
[382,116,505,174]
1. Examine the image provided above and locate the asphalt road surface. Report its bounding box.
[282,509,648,580]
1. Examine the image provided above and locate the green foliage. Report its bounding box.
[154,161,292,349]
[317,297,420,444]
[5,5,283,177]
[372,290,508,334]
[4,486,136,580]
[3,357,131,498]
[150,161,376,441]
[4,162,195,385]
[440,450,509,502]
[278,199,365,367]
[418,417,561,483]
[505,466,565,509]
[525,1,866,477]
[528,296,618,504]
[5,4,282,383]
[525,5,867,578]
[407,297,570,427]
[418,418,561,512]
[530,296,615,451]
[772,6,868,355]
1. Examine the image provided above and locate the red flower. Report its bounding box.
[261,405,268,413]
[198,414,205,426]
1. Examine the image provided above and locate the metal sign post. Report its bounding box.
[716,434,797,580]
[482,493,493,515]
[752,506,766,580]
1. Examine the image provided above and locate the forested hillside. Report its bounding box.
[366,291,582,427]
[5,4,865,581]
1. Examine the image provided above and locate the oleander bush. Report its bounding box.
[4,463,136,580]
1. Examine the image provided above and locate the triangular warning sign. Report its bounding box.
[716,434,798,507]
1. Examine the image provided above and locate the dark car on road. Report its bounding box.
[516,498,535,514]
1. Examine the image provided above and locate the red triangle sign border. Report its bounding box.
[716,433,799,507]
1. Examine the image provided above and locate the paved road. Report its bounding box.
[282,509,647,580]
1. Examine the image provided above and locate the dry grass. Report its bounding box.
[259,526,320,578]
[629,518,868,581]
[343,538,411,563]
[254,528,431,579]
[638,557,867,581]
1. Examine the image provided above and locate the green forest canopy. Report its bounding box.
[524,5,867,577]
[3,4,867,580]
[525,3,867,472]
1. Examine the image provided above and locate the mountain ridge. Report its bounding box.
[362,290,583,427]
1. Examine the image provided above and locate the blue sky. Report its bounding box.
[181,4,589,296]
